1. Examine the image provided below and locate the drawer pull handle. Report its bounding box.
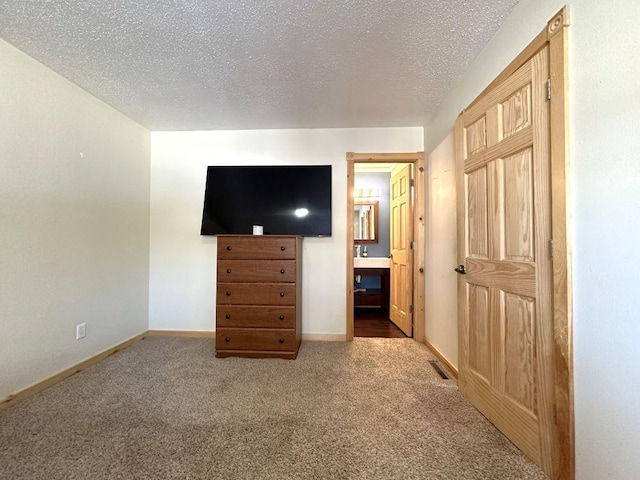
[226,291,231,296]
[279,315,285,320]
[225,337,231,342]
[280,269,285,274]
[226,268,231,274]
[226,246,232,251]
[279,292,285,297]
[225,314,231,319]
[279,339,285,344]
[280,246,286,251]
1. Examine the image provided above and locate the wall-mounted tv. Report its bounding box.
[200,165,332,237]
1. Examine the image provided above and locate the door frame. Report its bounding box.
[455,7,572,479]
[345,152,425,342]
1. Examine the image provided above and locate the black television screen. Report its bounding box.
[200,165,332,237]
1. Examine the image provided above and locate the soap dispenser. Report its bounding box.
[362,246,368,257]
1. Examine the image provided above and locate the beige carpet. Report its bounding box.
[0,337,548,479]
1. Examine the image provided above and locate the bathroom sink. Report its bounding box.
[354,257,390,268]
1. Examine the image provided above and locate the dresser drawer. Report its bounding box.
[217,306,296,329]
[216,329,297,352]
[217,236,297,260]
[217,260,296,283]
[217,283,296,305]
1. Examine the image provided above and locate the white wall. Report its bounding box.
[0,40,150,400]
[424,1,640,478]
[425,132,458,368]
[149,128,423,335]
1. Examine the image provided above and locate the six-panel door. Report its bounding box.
[455,47,557,475]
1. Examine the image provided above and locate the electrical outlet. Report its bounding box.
[76,323,87,340]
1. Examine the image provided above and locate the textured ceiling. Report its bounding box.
[0,1,520,131]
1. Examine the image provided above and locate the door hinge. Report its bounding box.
[410,241,415,250]
[409,304,414,314]
[546,78,551,101]
[410,178,415,188]
[549,239,554,258]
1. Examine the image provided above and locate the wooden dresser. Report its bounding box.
[215,235,302,359]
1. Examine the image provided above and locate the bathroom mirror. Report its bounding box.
[354,201,378,243]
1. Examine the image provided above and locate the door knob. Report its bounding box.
[454,265,467,274]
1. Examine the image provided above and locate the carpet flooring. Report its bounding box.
[0,337,548,479]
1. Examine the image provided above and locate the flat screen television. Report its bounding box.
[200,165,332,237]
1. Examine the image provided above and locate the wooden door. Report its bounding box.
[390,164,413,336]
[455,46,558,475]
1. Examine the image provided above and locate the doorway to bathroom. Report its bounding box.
[345,152,425,342]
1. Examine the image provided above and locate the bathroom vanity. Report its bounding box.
[354,257,390,314]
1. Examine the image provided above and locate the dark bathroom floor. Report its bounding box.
[354,309,407,338]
